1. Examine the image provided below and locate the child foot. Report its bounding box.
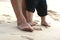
[28,22,37,26]
[41,21,50,27]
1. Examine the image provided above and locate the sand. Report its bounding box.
[0,1,60,40]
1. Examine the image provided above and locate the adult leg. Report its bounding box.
[36,0,50,27]
[22,0,26,18]
[11,0,33,32]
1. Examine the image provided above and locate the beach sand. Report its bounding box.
[0,1,60,40]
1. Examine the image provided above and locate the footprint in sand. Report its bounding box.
[5,18,11,23]
[33,25,42,31]
[48,10,60,21]
[21,36,34,40]
[7,18,11,20]
[0,20,5,24]
[48,10,57,13]
[7,21,11,23]
[2,14,11,17]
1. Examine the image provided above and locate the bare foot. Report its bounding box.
[17,23,33,32]
[41,21,50,27]
[28,22,38,26]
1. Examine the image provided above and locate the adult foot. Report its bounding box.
[17,23,33,32]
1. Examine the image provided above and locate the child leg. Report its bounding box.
[25,0,39,26]
[36,0,50,27]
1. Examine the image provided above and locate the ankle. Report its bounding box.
[41,20,45,22]
[17,20,28,25]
